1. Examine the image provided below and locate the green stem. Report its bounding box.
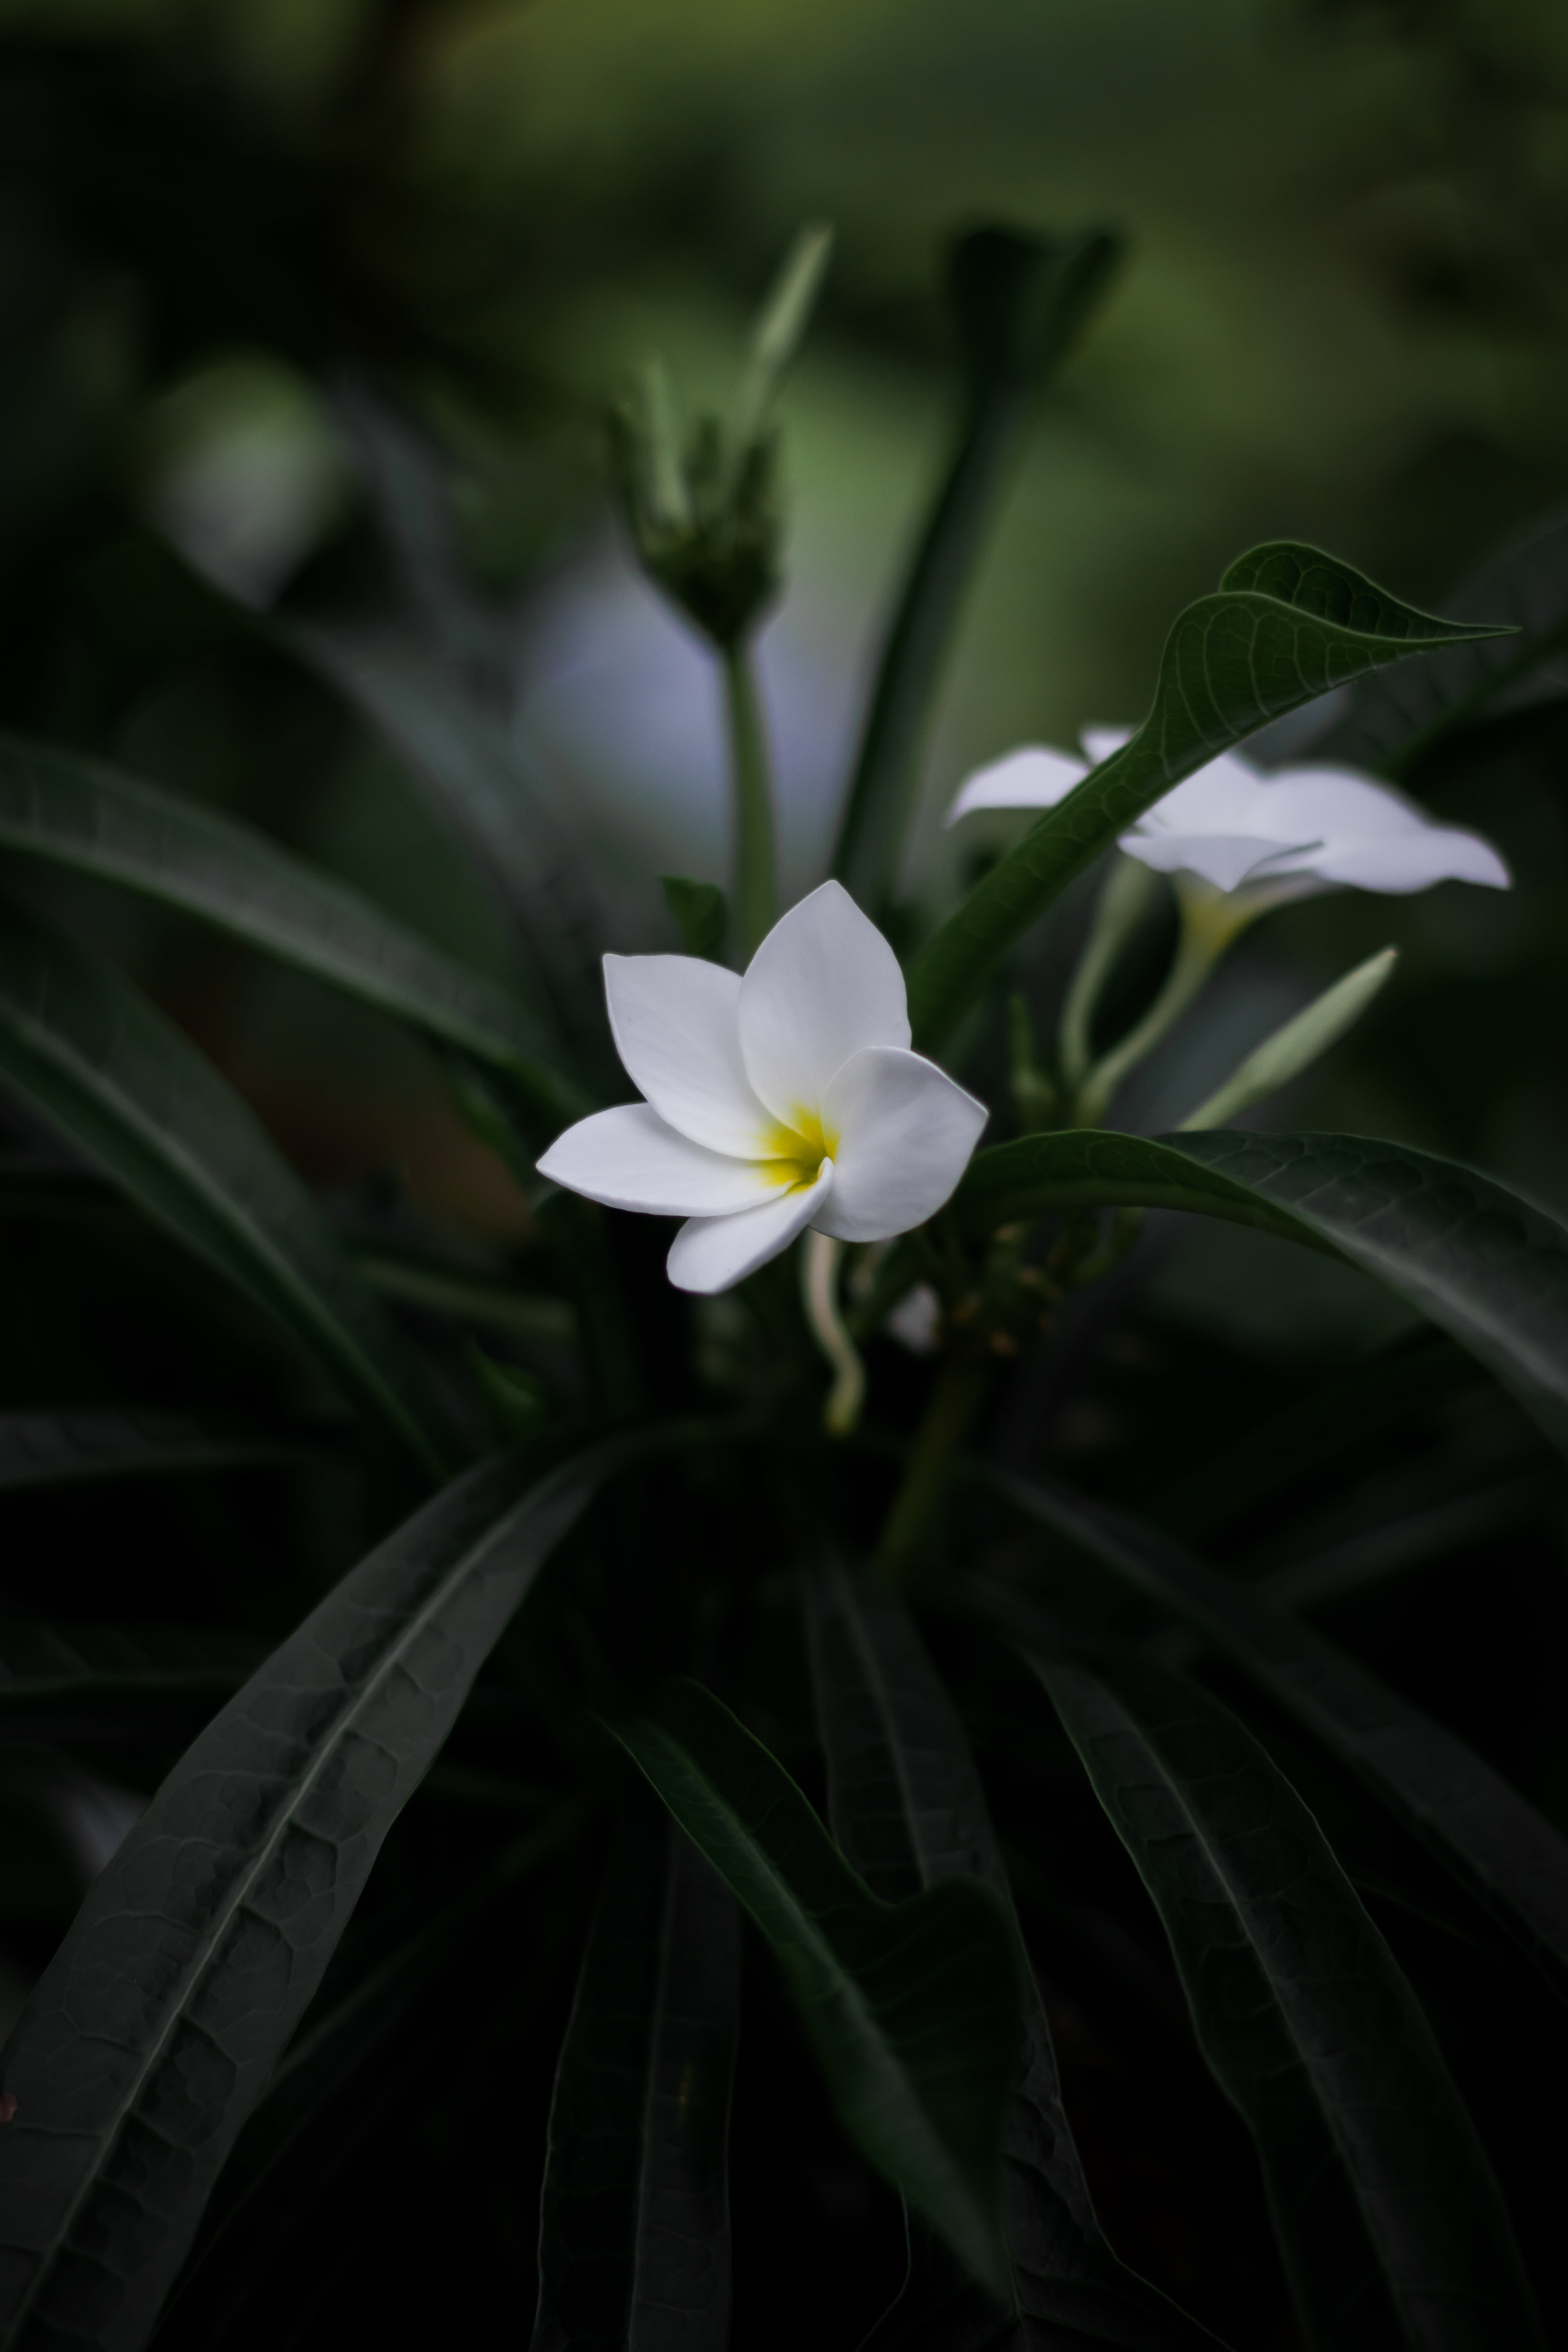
[723,640,779,962]
[877,1354,988,1584]
[1058,855,1160,1092]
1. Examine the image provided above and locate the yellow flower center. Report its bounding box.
[757,1105,837,1191]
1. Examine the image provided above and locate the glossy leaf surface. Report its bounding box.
[951,1127,1568,1456]
[0,900,456,1477]
[0,733,583,1128]
[0,1445,606,2352]
[802,1555,1223,2352]
[1033,1649,1546,2352]
[610,1676,1022,2299]
[532,1800,739,2352]
[907,547,1507,1051]
[979,1471,1568,2007]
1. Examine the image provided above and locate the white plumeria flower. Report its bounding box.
[947,726,1510,910]
[537,882,987,1296]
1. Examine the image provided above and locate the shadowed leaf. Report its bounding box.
[1031,1649,1546,2352]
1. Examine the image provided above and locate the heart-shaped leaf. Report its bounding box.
[0,1441,615,2352]
[949,1127,1568,1457]
[1031,1648,1547,2352]
[609,1676,1022,2300]
[0,899,458,1478]
[907,546,1509,1052]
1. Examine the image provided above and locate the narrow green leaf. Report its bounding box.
[0,899,457,1478]
[1252,1464,1565,1614]
[1305,502,1568,776]
[975,1469,1568,2009]
[0,1620,269,1710]
[659,874,728,964]
[159,1820,577,2352]
[294,621,607,1060]
[0,733,586,1130]
[0,1410,319,1492]
[835,227,1120,915]
[1032,1649,1546,2352]
[0,1441,614,2352]
[531,1797,740,2352]
[950,1127,1568,1458]
[802,1555,1224,2352]
[609,1676,1022,2299]
[907,548,1509,1052]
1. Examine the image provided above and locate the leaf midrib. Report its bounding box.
[4,1463,581,2343]
[0,987,443,1474]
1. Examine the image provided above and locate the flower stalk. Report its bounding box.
[723,641,780,962]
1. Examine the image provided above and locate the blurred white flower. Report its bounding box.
[947,727,1510,909]
[537,883,986,1294]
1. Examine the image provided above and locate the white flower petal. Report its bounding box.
[739,881,910,1123]
[1309,829,1512,893]
[815,1046,988,1243]
[1133,750,1276,836]
[536,1104,789,1216]
[944,745,1087,826]
[603,953,767,1155]
[1119,828,1299,892]
[667,1161,834,1293]
[1080,724,1137,764]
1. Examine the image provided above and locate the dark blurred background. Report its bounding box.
[5,0,1568,1235]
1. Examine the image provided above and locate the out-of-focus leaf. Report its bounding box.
[156,1818,577,2352]
[802,1555,1223,2352]
[659,875,727,965]
[0,899,459,1479]
[0,733,586,1131]
[531,1797,740,2352]
[0,1410,318,1492]
[1153,1333,1472,1543]
[348,1243,578,1346]
[1032,1648,1546,2352]
[906,548,1509,1052]
[975,1469,1568,2009]
[1250,1464,1565,1613]
[1302,503,1568,775]
[949,1128,1568,1459]
[0,1620,269,1711]
[609,1676,1022,2299]
[0,1440,613,2352]
[295,622,606,1059]
[834,225,1121,916]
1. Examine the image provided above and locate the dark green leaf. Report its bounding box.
[609,1676,1022,2299]
[802,1555,1224,2352]
[532,1796,740,2352]
[950,1127,1568,1457]
[659,875,728,964]
[294,621,606,1062]
[0,1619,269,1711]
[906,549,1509,1053]
[974,1469,1568,2009]
[0,1410,320,1493]
[1303,502,1568,776]
[0,899,458,1478]
[0,732,585,1131]
[1250,1464,1564,1614]
[834,225,1121,915]
[1031,1648,1546,2352]
[158,1819,576,2352]
[0,1441,612,2352]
